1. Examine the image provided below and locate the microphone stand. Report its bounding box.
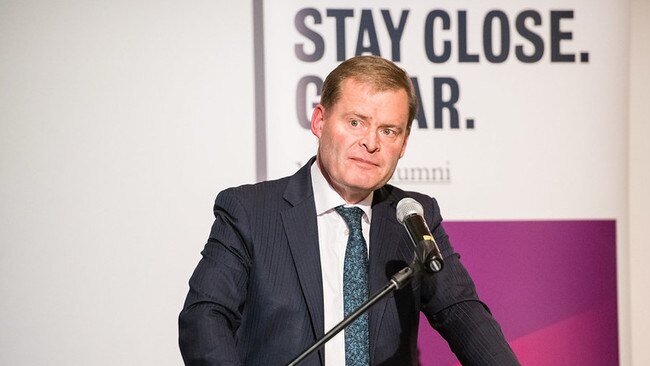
[286,262,421,366]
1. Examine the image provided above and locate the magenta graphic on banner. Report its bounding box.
[417,220,618,365]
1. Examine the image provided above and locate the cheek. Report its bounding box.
[327,133,352,155]
[391,139,408,159]
[320,135,344,167]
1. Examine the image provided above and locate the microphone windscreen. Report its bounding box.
[396,197,424,224]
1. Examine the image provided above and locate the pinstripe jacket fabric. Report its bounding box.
[179,158,519,366]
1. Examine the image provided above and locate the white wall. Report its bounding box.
[0,1,647,365]
[629,0,650,365]
[0,2,255,364]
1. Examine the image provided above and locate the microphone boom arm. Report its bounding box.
[286,263,419,366]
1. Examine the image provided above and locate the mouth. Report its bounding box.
[350,157,380,167]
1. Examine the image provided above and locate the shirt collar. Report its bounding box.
[310,159,373,221]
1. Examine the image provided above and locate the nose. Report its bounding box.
[361,130,380,153]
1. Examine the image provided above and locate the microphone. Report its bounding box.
[396,198,444,273]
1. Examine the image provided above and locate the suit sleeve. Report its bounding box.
[419,196,520,366]
[178,189,252,365]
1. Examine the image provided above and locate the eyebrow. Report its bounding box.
[350,112,370,121]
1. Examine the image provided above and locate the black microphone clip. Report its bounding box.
[396,198,444,273]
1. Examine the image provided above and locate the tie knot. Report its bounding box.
[335,205,364,231]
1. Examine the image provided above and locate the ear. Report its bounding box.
[310,104,325,138]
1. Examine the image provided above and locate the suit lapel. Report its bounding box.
[367,187,406,360]
[281,158,325,365]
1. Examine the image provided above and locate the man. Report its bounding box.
[179,56,520,365]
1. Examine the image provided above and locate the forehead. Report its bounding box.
[333,79,409,123]
[337,77,407,101]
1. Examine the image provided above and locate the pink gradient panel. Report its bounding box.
[417,220,618,365]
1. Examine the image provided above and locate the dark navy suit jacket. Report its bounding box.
[179,159,519,365]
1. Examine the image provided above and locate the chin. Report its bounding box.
[342,170,388,188]
[348,179,384,193]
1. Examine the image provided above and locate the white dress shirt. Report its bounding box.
[311,160,373,366]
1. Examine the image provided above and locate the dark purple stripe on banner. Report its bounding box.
[417,220,618,366]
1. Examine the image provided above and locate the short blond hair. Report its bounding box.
[320,55,417,130]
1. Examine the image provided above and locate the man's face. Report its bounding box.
[311,78,410,203]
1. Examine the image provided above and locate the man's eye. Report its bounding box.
[350,120,359,127]
[382,128,395,136]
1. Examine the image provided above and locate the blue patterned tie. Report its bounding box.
[335,205,370,366]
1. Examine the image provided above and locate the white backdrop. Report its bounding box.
[261,1,627,220]
[0,1,648,365]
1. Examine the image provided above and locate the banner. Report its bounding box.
[254,1,625,363]
[419,220,617,365]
